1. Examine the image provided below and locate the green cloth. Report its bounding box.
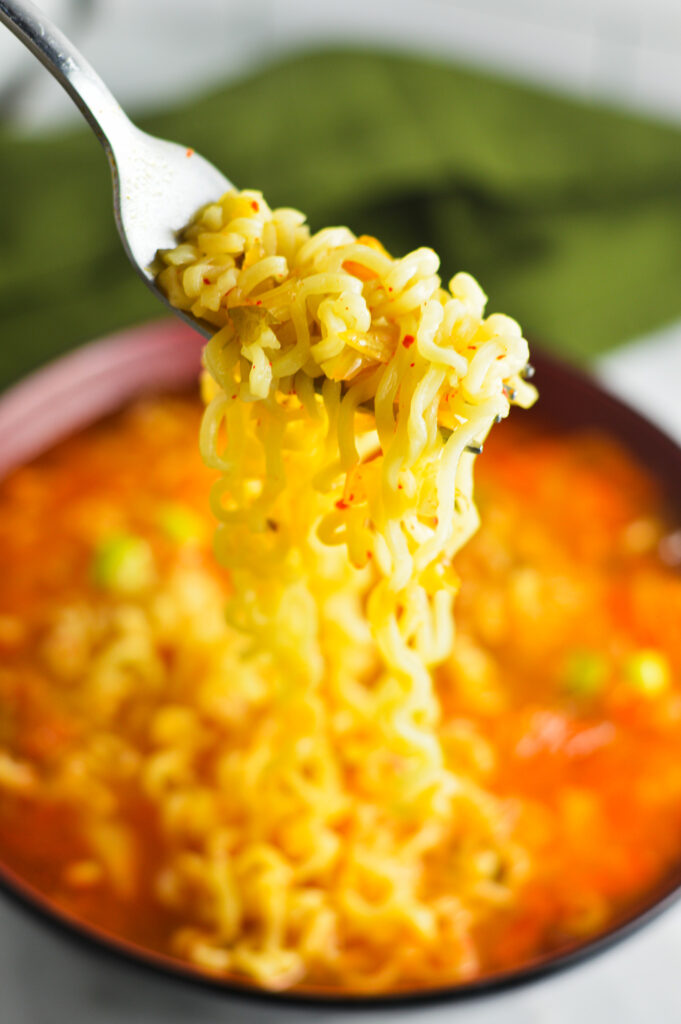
[3,48,681,389]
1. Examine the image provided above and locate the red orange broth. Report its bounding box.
[0,392,680,989]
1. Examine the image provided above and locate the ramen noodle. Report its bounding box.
[153,190,534,986]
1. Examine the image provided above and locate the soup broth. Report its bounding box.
[0,395,680,992]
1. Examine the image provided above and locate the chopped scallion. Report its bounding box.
[91,533,155,594]
[561,649,608,698]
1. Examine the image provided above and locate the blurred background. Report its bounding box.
[2,1,681,1021]
[3,0,681,427]
[6,0,681,124]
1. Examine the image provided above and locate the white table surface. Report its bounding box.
[2,2,681,1019]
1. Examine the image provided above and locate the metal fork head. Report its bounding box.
[113,124,232,333]
[0,0,232,337]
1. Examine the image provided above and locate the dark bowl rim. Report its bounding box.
[2,320,681,1010]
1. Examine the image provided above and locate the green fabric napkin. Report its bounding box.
[3,47,681,389]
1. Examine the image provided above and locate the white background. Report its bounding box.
[6,0,681,125]
[1,2,681,1021]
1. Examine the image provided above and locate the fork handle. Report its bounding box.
[0,0,133,153]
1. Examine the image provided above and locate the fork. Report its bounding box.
[0,0,231,339]
[0,0,514,449]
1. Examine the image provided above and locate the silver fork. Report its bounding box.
[0,0,231,339]
[0,0,512,450]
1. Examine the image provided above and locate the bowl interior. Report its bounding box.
[1,321,681,1007]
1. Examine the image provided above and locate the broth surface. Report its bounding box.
[1,395,680,991]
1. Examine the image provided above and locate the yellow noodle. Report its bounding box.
[156,188,536,991]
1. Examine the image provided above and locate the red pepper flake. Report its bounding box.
[496,353,505,360]
[251,200,259,212]
[256,300,262,306]
[366,551,372,560]
[335,499,349,510]
[342,259,378,281]
[468,345,477,350]
[409,362,415,368]
[388,286,393,292]
[398,483,403,490]
[434,517,439,525]
[403,335,415,349]
[203,277,210,285]
[185,148,194,158]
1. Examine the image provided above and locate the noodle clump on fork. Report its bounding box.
[156,189,536,990]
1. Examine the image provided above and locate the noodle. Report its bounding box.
[156,189,536,989]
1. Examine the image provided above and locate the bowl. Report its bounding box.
[1,319,681,1014]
